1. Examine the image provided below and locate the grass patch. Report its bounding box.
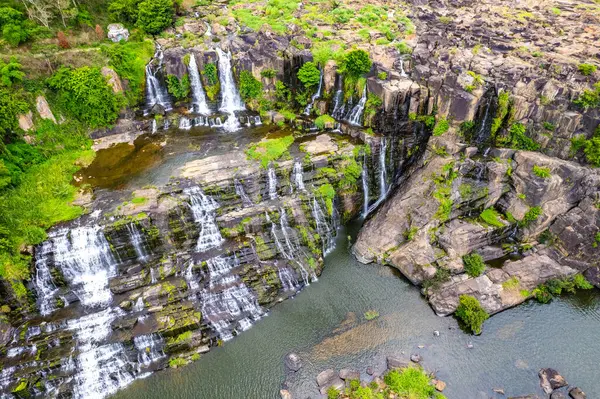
[246,135,294,168]
[479,208,504,228]
[364,310,379,320]
[532,165,551,178]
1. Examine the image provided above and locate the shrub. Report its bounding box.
[433,118,449,136]
[542,122,555,131]
[571,126,600,167]
[0,57,24,88]
[519,206,542,227]
[462,253,486,277]
[455,295,489,334]
[395,41,412,54]
[297,61,321,88]
[532,165,551,178]
[165,74,190,100]
[238,70,262,101]
[500,123,539,151]
[479,208,504,228]
[404,226,418,241]
[327,386,340,399]
[341,49,372,78]
[57,31,70,49]
[364,310,379,320]
[202,63,218,85]
[314,114,335,130]
[317,183,336,215]
[47,67,122,128]
[137,0,174,35]
[0,7,29,47]
[109,0,143,24]
[573,82,600,110]
[338,158,362,191]
[384,367,447,399]
[377,72,387,80]
[578,64,597,76]
[0,89,26,141]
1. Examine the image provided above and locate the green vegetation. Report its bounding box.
[384,367,446,399]
[432,118,449,136]
[462,253,486,277]
[168,357,188,368]
[297,61,321,88]
[464,71,484,93]
[395,41,412,54]
[498,123,539,151]
[340,49,372,79]
[316,183,336,215]
[519,206,542,228]
[166,74,190,101]
[377,72,387,80]
[364,310,379,320]
[573,82,600,110]
[502,277,520,290]
[455,295,489,335]
[432,162,457,222]
[571,126,600,167]
[0,6,34,47]
[314,114,335,130]
[532,165,551,178]
[533,274,594,304]
[578,63,597,76]
[364,94,382,121]
[202,63,220,100]
[137,0,175,35]
[404,226,418,241]
[47,66,123,128]
[491,90,511,136]
[0,89,26,140]
[423,268,451,292]
[338,157,362,191]
[238,70,262,101]
[246,135,294,168]
[542,122,555,131]
[479,208,504,228]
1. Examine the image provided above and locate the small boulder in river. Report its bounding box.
[279,389,292,399]
[539,368,568,394]
[339,368,360,380]
[284,353,302,372]
[386,356,409,370]
[410,354,422,363]
[316,369,337,387]
[569,387,586,399]
[551,392,567,399]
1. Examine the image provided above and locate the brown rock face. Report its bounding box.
[35,96,56,123]
[539,368,568,394]
[101,67,124,93]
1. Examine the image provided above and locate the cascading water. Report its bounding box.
[277,264,297,291]
[347,85,367,125]
[145,44,172,113]
[188,53,211,115]
[399,59,408,78]
[151,119,157,134]
[361,152,370,218]
[311,197,336,255]
[179,117,192,130]
[216,48,245,132]
[304,68,323,115]
[474,97,493,145]
[35,226,119,313]
[293,161,305,192]
[267,167,278,200]
[234,179,253,206]
[331,77,345,119]
[133,334,165,369]
[185,186,224,252]
[126,223,150,262]
[378,137,388,201]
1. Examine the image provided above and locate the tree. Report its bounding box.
[57,30,69,48]
[455,295,489,335]
[0,89,27,141]
[238,70,262,101]
[341,49,372,78]
[95,24,104,40]
[108,0,143,25]
[297,61,321,88]
[19,0,53,28]
[0,57,25,87]
[136,0,174,35]
[0,7,29,47]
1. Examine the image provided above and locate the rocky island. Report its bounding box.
[0,0,598,398]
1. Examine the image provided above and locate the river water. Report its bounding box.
[113,222,600,399]
[82,127,600,399]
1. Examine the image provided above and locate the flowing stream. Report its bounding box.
[216,48,245,132]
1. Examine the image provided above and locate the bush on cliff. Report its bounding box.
[0,88,27,141]
[166,74,190,100]
[137,0,175,35]
[571,125,600,167]
[297,61,321,88]
[462,253,486,277]
[455,295,489,335]
[238,70,262,101]
[246,135,294,168]
[340,49,372,79]
[47,66,122,128]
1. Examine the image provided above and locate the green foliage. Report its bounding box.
[542,122,555,131]
[109,0,143,25]
[0,57,24,87]
[202,63,218,85]
[395,42,412,55]
[432,162,456,221]
[238,70,262,101]
[102,40,155,106]
[432,118,449,136]
[455,295,489,335]
[534,274,594,303]
[491,90,511,136]
[462,253,486,277]
[340,49,372,79]
[47,66,122,128]
[297,61,321,88]
[166,74,190,101]
[364,94,382,120]
[571,126,600,167]
[377,72,387,80]
[573,82,600,110]
[499,123,539,151]
[404,226,418,241]
[260,68,277,78]
[317,183,335,215]
[314,114,335,130]
[338,158,362,191]
[479,208,504,228]
[532,165,551,178]
[364,310,379,320]
[0,7,30,47]
[327,386,340,399]
[384,367,446,399]
[168,357,188,368]
[137,0,174,35]
[578,63,597,76]
[0,88,26,141]
[423,268,451,291]
[502,277,520,290]
[246,135,294,168]
[519,206,542,228]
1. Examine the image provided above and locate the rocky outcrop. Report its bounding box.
[35,95,56,123]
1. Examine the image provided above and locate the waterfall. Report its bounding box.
[304,68,323,115]
[188,53,211,115]
[206,255,237,282]
[134,334,165,368]
[347,84,367,126]
[145,44,172,113]
[378,137,388,201]
[399,59,408,78]
[132,297,144,312]
[267,167,278,200]
[185,186,224,252]
[475,97,493,145]
[234,179,253,206]
[151,119,157,134]
[293,161,305,192]
[361,152,369,218]
[277,265,297,291]
[163,118,170,130]
[126,223,150,262]
[179,117,192,130]
[311,197,336,255]
[331,77,345,119]
[35,226,118,311]
[216,48,245,132]
[204,22,212,36]
[254,116,262,125]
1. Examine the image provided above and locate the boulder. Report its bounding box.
[550,392,567,399]
[539,368,568,394]
[284,353,302,372]
[433,380,446,392]
[568,387,586,399]
[410,354,422,363]
[107,23,129,42]
[101,67,123,93]
[18,112,34,131]
[339,368,360,381]
[36,96,56,123]
[279,389,292,399]
[387,356,409,370]
[316,369,337,387]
